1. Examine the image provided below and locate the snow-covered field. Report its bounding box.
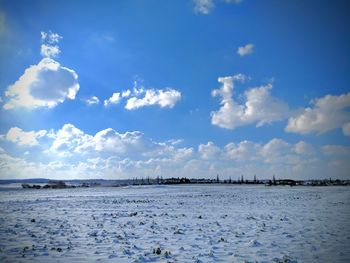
[0,185,349,262]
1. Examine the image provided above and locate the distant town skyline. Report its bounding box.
[0,0,349,180]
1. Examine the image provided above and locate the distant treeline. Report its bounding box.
[129,176,350,187]
[21,180,101,189]
[0,176,349,189]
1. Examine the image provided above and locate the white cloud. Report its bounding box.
[196,138,318,176]
[224,140,261,161]
[85,129,148,154]
[40,44,60,58]
[125,88,181,110]
[261,138,290,158]
[50,124,92,156]
[0,146,6,153]
[167,139,184,145]
[193,0,214,14]
[6,124,186,179]
[244,83,289,126]
[3,31,79,109]
[6,127,47,146]
[102,81,181,110]
[104,92,121,106]
[321,145,350,178]
[41,31,62,44]
[195,138,335,179]
[294,141,314,156]
[82,128,191,161]
[133,86,145,96]
[198,141,221,159]
[322,145,350,156]
[47,124,192,162]
[40,32,47,41]
[286,92,350,135]
[122,89,131,98]
[237,43,254,57]
[1,125,349,180]
[4,58,79,109]
[211,74,289,129]
[193,0,243,14]
[84,96,100,105]
[40,31,62,58]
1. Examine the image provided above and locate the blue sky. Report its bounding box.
[0,0,349,180]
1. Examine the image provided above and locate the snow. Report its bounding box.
[0,185,349,262]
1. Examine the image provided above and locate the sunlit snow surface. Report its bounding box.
[0,185,349,262]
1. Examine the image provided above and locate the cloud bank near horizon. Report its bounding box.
[0,124,348,180]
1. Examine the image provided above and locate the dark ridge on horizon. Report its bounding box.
[1,177,350,187]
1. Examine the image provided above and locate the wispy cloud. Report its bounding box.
[237,43,254,57]
[83,96,100,105]
[193,0,243,15]
[41,31,62,44]
[40,44,60,58]
[193,0,214,14]
[40,31,62,58]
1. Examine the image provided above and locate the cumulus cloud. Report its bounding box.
[198,138,317,170]
[41,44,60,58]
[125,88,181,110]
[50,124,92,156]
[4,58,79,109]
[286,92,350,135]
[6,127,47,146]
[3,31,79,109]
[237,43,254,57]
[198,141,221,159]
[211,74,289,129]
[104,92,121,106]
[200,138,314,169]
[195,138,342,179]
[122,89,131,98]
[83,96,99,105]
[224,140,261,161]
[294,141,314,156]
[80,129,148,155]
[260,138,293,164]
[47,124,192,162]
[103,80,181,110]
